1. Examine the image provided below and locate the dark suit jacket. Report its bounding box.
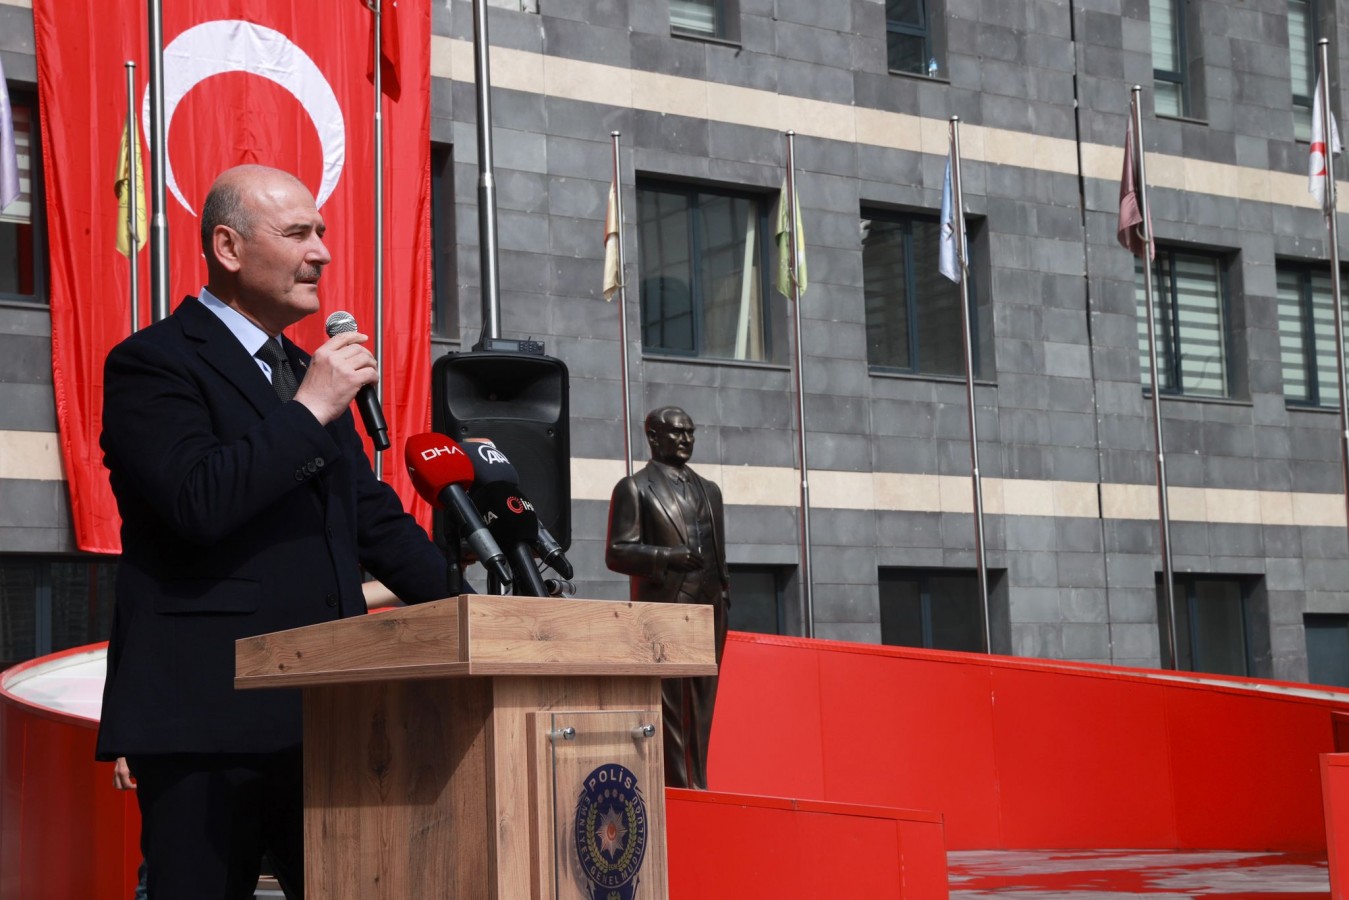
[605,461,729,605]
[95,296,450,760]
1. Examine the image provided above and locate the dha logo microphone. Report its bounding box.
[403,433,512,586]
[419,443,465,461]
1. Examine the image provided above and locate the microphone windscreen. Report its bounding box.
[463,438,520,487]
[473,480,540,543]
[325,310,358,336]
[404,433,475,508]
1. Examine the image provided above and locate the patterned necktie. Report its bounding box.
[255,339,299,401]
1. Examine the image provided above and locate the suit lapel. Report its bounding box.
[176,296,280,419]
[280,336,311,389]
[645,464,689,545]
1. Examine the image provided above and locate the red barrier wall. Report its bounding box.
[667,789,948,898]
[709,633,1346,852]
[0,646,140,900]
[1323,754,1349,899]
[8,633,1349,897]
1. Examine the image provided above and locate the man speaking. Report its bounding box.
[95,165,452,899]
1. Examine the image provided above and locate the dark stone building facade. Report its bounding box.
[2,0,1347,684]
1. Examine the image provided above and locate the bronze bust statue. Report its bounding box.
[606,406,729,790]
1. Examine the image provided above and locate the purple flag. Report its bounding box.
[0,57,18,213]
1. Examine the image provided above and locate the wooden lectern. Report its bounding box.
[235,595,715,899]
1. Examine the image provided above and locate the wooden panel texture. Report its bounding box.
[237,596,716,689]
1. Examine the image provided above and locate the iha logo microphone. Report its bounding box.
[506,496,534,515]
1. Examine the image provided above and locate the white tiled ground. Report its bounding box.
[947,849,1331,898]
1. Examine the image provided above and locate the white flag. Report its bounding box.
[775,178,807,298]
[939,153,962,283]
[603,182,621,300]
[1309,72,1342,210]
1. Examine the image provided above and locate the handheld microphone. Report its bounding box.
[464,438,574,580]
[325,311,390,451]
[404,433,512,587]
[473,480,550,597]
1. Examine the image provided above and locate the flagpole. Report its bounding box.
[785,130,815,638]
[611,132,635,477]
[1131,86,1179,669]
[370,0,386,480]
[1316,40,1349,543]
[472,0,503,343]
[125,61,140,335]
[948,117,991,651]
[146,0,170,322]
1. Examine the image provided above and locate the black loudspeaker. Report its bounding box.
[431,352,571,549]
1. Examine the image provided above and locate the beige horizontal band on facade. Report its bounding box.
[2,430,1340,527]
[435,36,1319,209]
[569,456,1347,528]
[0,429,63,480]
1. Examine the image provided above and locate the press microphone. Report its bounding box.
[473,480,550,597]
[325,310,390,451]
[464,438,574,580]
[544,578,576,598]
[533,525,574,581]
[404,433,512,587]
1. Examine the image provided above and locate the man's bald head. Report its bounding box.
[200,165,309,264]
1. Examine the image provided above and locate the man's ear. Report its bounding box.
[212,225,244,273]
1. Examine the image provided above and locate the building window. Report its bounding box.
[0,556,118,671]
[671,0,731,40]
[863,209,972,377]
[430,143,457,341]
[0,89,44,304]
[1277,264,1345,406]
[879,568,986,652]
[1159,575,1252,676]
[1289,0,1317,141]
[1306,614,1349,687]
[636,180,779,363]
[1136,249,1230,398]
[727,565,791,635]
[887,0,933,75]
[1151,0,1189,117]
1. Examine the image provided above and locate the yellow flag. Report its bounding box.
[774,179,807,298]
[115,122,147,256]
[602,182,621,300]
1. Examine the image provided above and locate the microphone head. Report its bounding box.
[325,310,358,337]
[473,480,540,543]
[404,433,474,508]
[464,438,520,487]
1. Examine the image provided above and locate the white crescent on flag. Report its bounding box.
[142,19,346,215]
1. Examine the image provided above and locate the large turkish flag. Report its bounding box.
[34,0,433,554]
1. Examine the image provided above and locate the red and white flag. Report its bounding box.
[34,0,433,553]
[367,0,402,101]
[1309,71,1342,211]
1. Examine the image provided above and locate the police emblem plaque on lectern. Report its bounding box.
[534,709,666,900]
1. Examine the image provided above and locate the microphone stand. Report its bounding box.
[504,544,549,597]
